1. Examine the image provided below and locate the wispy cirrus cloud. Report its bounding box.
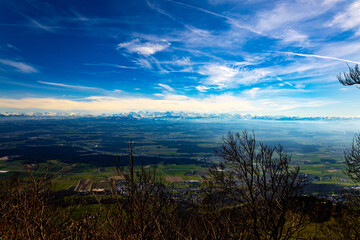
[38,81,122,94]
[278,51,360,65]
[0,59,38,73]
[243,86,309,99]
[158,83,175,92]
[197,63,270,90]
[279,29,308,45]
[117,39,170,56]
[116,38,173,73]
[328,0,360,35]
[166,0,262,35]
[83,63,137,69]
[146,0,177,21]
[28,18,56,32]
[38,81,103,91]
[195,85,210,92]
[253,0,342,44]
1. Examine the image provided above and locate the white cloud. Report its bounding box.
[198,64,270,89]
[256,0,337,32]
[146,0,177,21]
[243,87,260,98]
[328,0,360,35]
[0,59,38,73]
[169,56,192,66]
[280,29,308,45]
[113,89,123,94]
[133,58,153,69]
[195,85,210,92]
[131,55,170,72]
[243,86,309,99]
[185,25,211,37]
[163,93,189,100]
[38,81,103,91]
[167,0,262,35]
[30,19,55,32]
[0,94,335,116]
[295,83,305,89]
[117,39,170,56]
[83,63,137,69]
[38,81,123,94]
[278,51,360,65]
[253,0,340,44]
[317,41,360,61]
[158,83,175,92]
[0,95,252,113]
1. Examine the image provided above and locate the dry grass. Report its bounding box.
[165,176,183,182]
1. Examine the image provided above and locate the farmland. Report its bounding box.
[1,117,360,194]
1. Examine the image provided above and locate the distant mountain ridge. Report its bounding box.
[0,111,359,121]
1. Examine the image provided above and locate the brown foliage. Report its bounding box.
[3,136,359,239]
[208,131,307,240]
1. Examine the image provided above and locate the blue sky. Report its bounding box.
[1,0,360,116]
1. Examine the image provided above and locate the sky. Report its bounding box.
[1,0,360,117]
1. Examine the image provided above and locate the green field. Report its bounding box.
[1,118,360,192]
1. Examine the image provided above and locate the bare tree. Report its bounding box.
[104,141,175,239]
[321,134,360,240]
[344,133,360,182]
[337,65,360,181]
[0,164,76,239]
[209,131,306,240]
[337,64,360,86]
[329,66,360,239]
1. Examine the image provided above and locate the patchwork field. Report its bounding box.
[1,117,360,193]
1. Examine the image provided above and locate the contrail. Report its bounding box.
[278,51,360,65]
[166,0,263,35]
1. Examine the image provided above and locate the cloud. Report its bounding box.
[198,64,270,89]
[195,85,210,92]
[113,89,123,94]
[243,87,260,98]
[1,43,20,51]
[0,94,334,116]
[328,0,360,35]
[0,59,38,73]
[255,0,338,32]
[69,9,90,22]
[117,39,170,56]
[38,81,122,94]
[278,51,360,65]
[38,81,103,91]
[253,0,340,44]
[163,93,189,100]
[158,83,175,92]
[146,0,177,21]
[317,41,360,60]
[133,58,153,70]
[161,56,192,67]
[243,86,309,99]
[166,0,262,35]
[15,9,60,33]
[83,63,137,69]
[29,19,56,32]
[279,29,308,45]
[0,95,252,113]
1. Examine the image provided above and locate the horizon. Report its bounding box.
[1,0,360,117]
[2,110,360,121]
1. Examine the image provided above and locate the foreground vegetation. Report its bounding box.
[1,132,360,239]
